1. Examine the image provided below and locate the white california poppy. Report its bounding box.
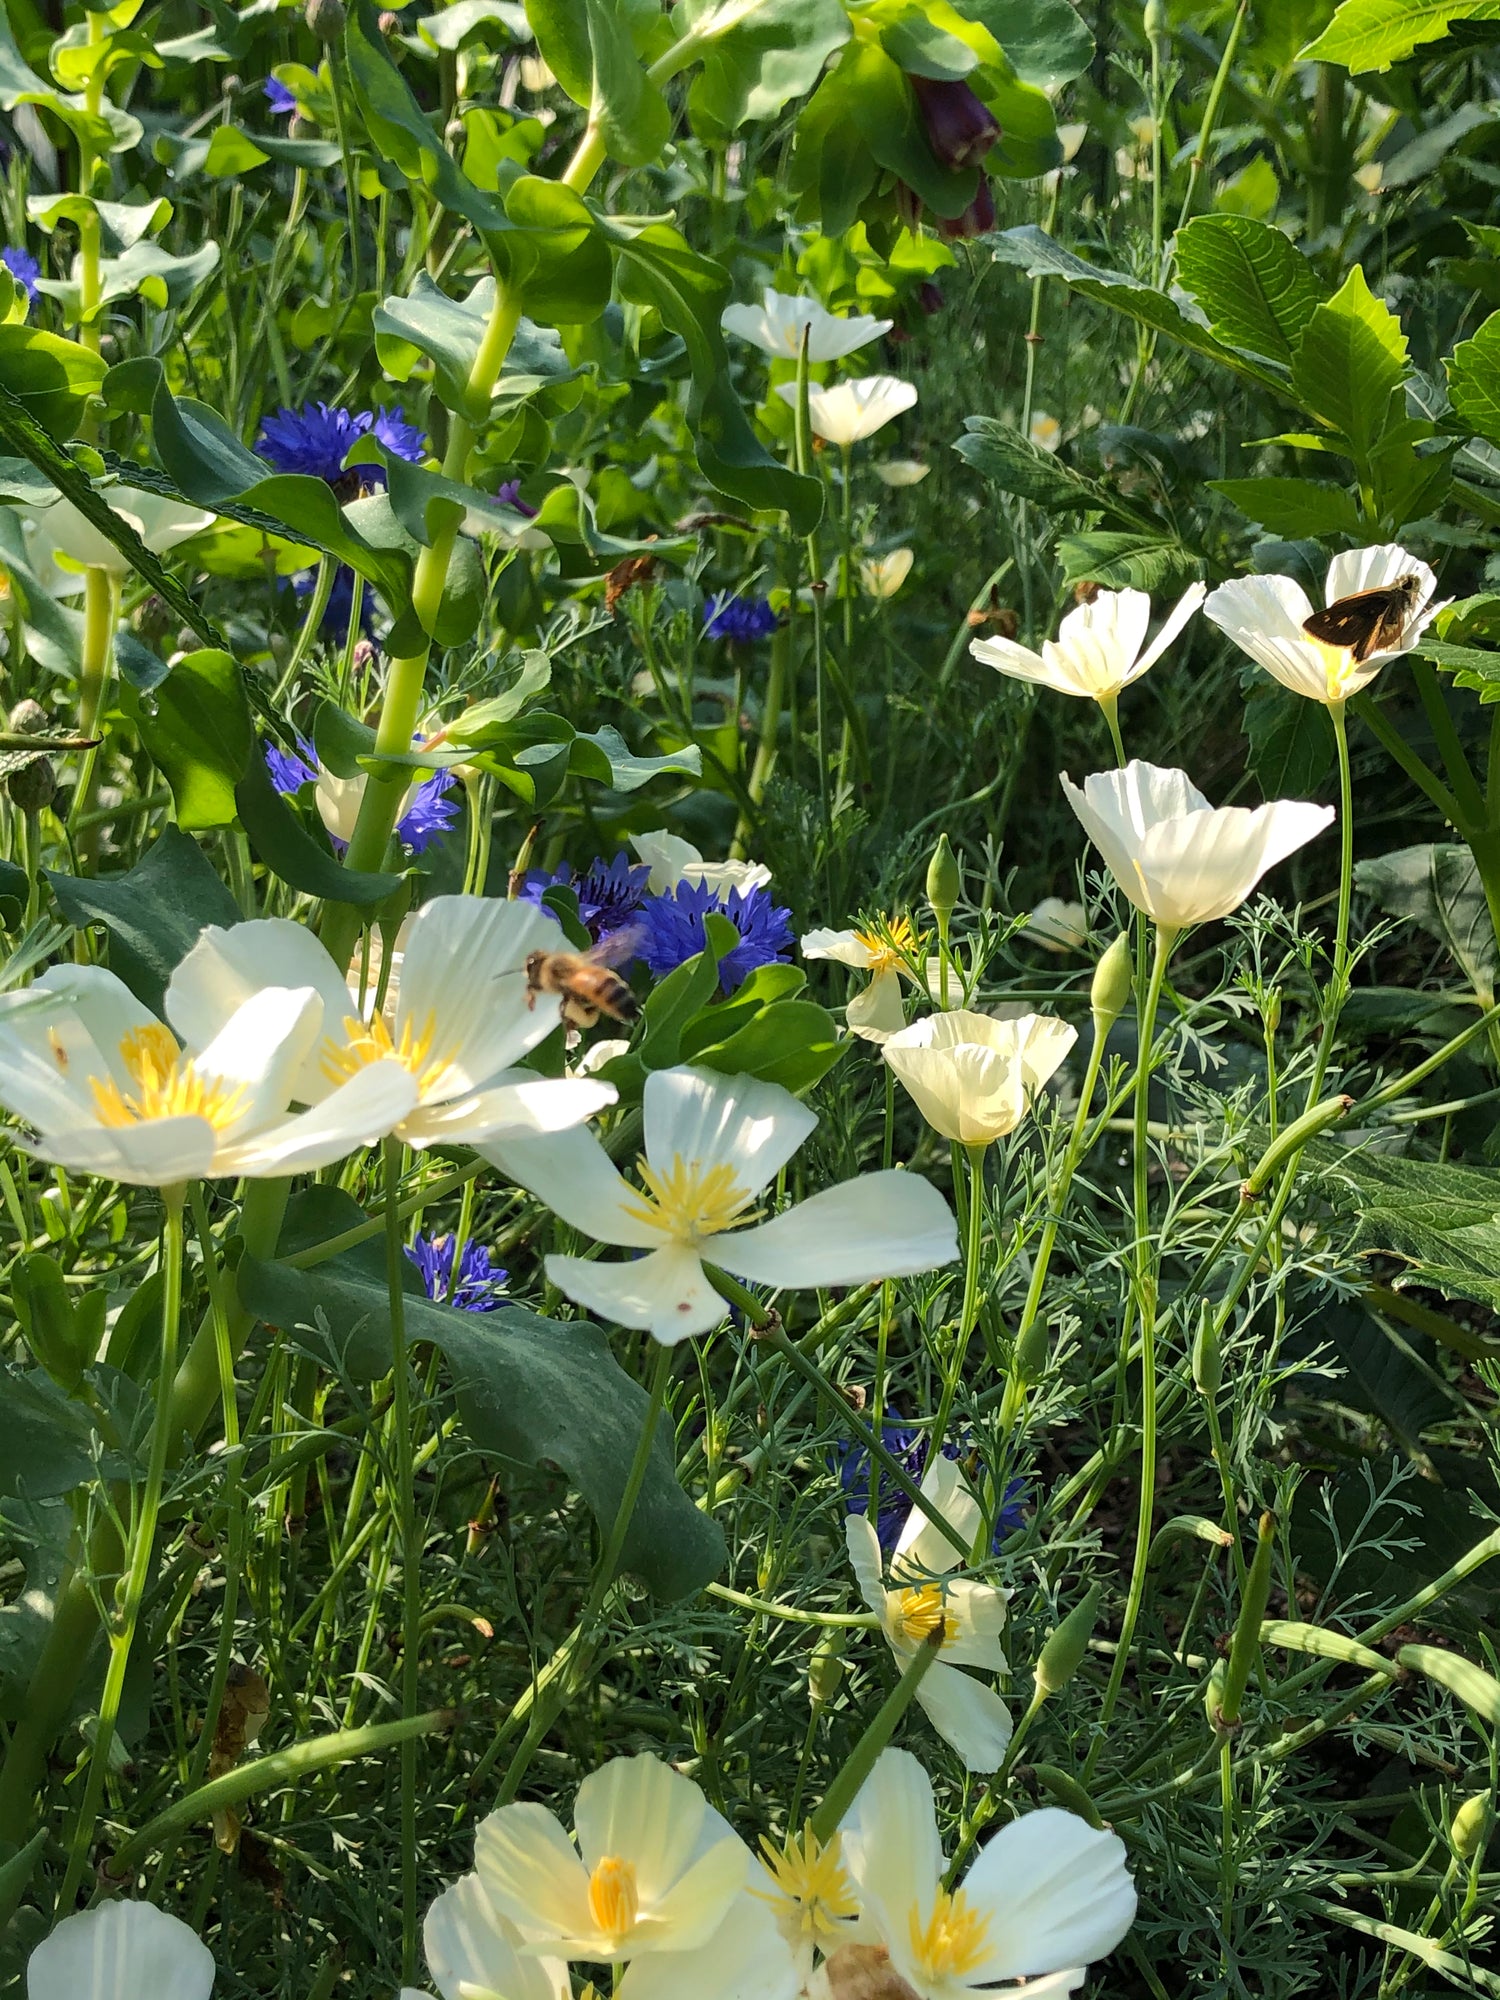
[971,583,1206,704]
[1203,544,1444,705]
[421,1869,571,2000]
[1025,898,1089,952]
[774,375,918,447]
[0,965,414,1187]
[883,1008,1077,1149]
[837,1749,1137,1998]
[163,896,615,1151]
[846,1456,1013,1773]
[617,1896,803,2000]
[1029,410,1062,452]
[471,1753,750,1963]
[481,1064,959,1342]
[1060,761,1334,933]
[721,288,892,364]
[26,1902,215,2000]
[802,917,918,1043]
[859,548,914,599]
[312,761,444,850]
[748,1826,862,1983]
[24,485,213,589]
[631,828,772,896]
[874,457,930,487]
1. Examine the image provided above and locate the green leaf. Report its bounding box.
[1210,477,1366,538]
[120,649,253,831]
[413,0,530,50]
[844,39,977,218]
[26,192,170,254]
[150,375,271,504]
[38,240,220,323]
[450,649,553,738]
[684,996,844,1095]
[1055,530,1204,591]
[1418,636,1500,704]
[0,509,83,675]
[374,274,580,423]
[1300,1138,1500,1313]
[953,0,1093,87]
[1289,266,1410,453]
[237,1257,726,1600]
[234,751,406,910]
[583,0,670,164]
[953,415,1146,523]
[1175,215,1325,366]
[680,0,850,135]
[0,1366,123,1500]
[1301,0,1500,72]
[570,725,703,792]
[0,324,108,441]
[1448,310,1500,451]
[1242,683,1335,798]
[1356,843,1498,1001]
[44,827,242,1014]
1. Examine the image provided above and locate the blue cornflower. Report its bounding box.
[292,564,376,640]
[397,770,460,855]
[703,591,777,643]
[264,733,319,793]
[520,851,650,944]
[256,402,426,486]
[264,76,297,115]
[639,878,793,995]
[3,246,39,307]
[406,1232,508,1311]
[836,1423,1027,1555]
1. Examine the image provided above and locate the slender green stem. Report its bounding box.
[807,1628,944,1843]
[273,556,335,704]
[1172,1,1250,236]
[928,1144,988,1470]
[383,1138,421,1980]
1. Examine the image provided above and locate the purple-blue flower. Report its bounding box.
[264,76,297,115]
[397,770,460,855]
[293,564,376,640]
[496,477,538,519]
[406,1232,508,1311]
[520,851,650,944]
[703,592,778,643]
[3,246,39,307]
[639,878,793,995]
[836,1423,1026,1555]
[264,733,319,793]
[257,402,426,487]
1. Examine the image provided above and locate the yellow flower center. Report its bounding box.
[587,1854,639,1944]
[621,1154,760,1243]
[908,1886,991,1983]
[321,1009,447,1098]
[755,1827,860,1941]
[891,1583,950,1647]
[853,913,916,973]
[89,1024,247,1132]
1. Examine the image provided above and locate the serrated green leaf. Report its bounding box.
[1243,682,1335,797]
[1300,1137,1500,1312]
[1356,842,1498,1001]
[1176,215,1324,365]
[1301,0,1500,72]
[1289,266,1409,453]
[1054,530,1203,591]
[1448,310,1500,450]
[1210,476,1365,538]
[953,415,1121,514]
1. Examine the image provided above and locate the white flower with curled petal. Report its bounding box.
[27,1902,215,2000]
[802,917,918,1044]
[722,288,892,364]
[883,1008,1077,1149]
[859,548,913,599]
[775,375,917,447]
[0,965,415,1187]
[846,1457,1013,1773]
[631,828,771,897]
[164,896,615,1152]
[481,1064,959,1343]
[1204,544,1444,705]
[834,1749,1137,1998]
[971,583,1206,704]
[419,1869,571,2000]
[24,485,213,592]
[1060,761,1334,933]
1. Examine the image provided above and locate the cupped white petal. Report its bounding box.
[968,632,1055,688]
[776,376,918,447]
[630,831,772,897]
[845,1513,887,1618]
[573,1755,706,1898]
[216,1059,418,1176]
[721,289,891,364]
[1055,587,1153,692]
[892,1456,982,1579]
[642,1066,816,1204]
[929,1578,1009,1670]
[1135,798,1334,927]
[423,1872,570,2000]
[473,1800,595,1944]
[165,918,353,1102]
[399,1072,616,1149]
[839,1749,944,1934]
[801,928,879,970]
[481,1121,659,1248]
[960,1809,1137,1979]
[1202,573,1336,702]
[544,1244,726,1343]
[395,896,568,1089]
[26,1902,215,2000]
[913,1660,1014,1773]
[1133,579,1208,673]
[1325,541,1437,609]
[192,985,324,1138]
[314,769,365,847]
[636,1837,750,1953]
[844,964,908,1042]
[705,1170,958,1289]
[21,1114,221,1186]
[615,1893,801,2000]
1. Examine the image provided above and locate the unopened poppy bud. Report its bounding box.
[1034,1583,1101,1696]
[938,177,996,240]
[809,1629,846,1709]
[1451,1791,1492,1862]
[1144,0,1169,50]
[925,834,960,928]
[1264,986,1281,1034]
[305,0,346,40]
[7,754,55,813]
[8,699,48,734]
[378,7,401,29]
[1204,1656,1227,1729]
[909,75,1000,171]
[1090,931,1132,1029]
[1192,1312,1221,1399]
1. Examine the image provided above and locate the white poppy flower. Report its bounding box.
[471,1753,750,1962]
[971,583,1206,703]
[874,458,930,487]
[422,1870,570,2000]
[883,1008,1077,1149]
[1058,121,1088,162]
[1203,544,1444,705]
[481,1064,959,1342]
[1029,410,1062,452]
[802,918,917,1043]
[24,485,213,590]
[1025,898,1088,952]
[617,1895,803,2000]
[630,828,772,896]
[747,1827,862,1984]
[859,549,913,600]
[0,965,415,1186]
[1060,760,1334,933]
[721,288,892,364]
[837,1749,1137,1997]
[164,896,615,1152]
[26,1902,215,2000]
[846,1457,1013,1773]
[774,375,918,447]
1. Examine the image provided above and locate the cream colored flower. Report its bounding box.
[874,458,930,487]
[775,375,917,447]
[630,828,771,896]
[721,288,892,364]
[1058,121,1087,162]
[26,1902,215,2000]
[802,919,917,1043]
[24,485,213,591]
[749,1827,862,1982]
[1025,898,1088,952]
[859,549,913,600]
[1060,760,1334,932]
[883,1008,1077,1148]
[1029,410,1062,452]
[971,584,1205,703]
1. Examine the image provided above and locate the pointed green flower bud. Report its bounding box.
[1090,930,1133,1030]
[1192,1312,1221,1399]
[809,1630,847,1710]
[1204,1656,1227,1730]
[1451,1791,1492,1863]
[1034,1583,1101,1696]
[925,834,960,930]
[306,0,346,40]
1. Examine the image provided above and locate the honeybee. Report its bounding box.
[524,929,642,1031]
[1302,572,1424,662]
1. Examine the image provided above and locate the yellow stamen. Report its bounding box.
[621,1154,760,1242]
[321,1009,446,1097]
[755,1827,860,1941]
[853,913,916,972]
[908,1885,992,1982]
[90,1024,247,1131]
[587,1855,639,1944]
[891,1583,949,1647]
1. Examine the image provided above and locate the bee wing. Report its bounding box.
[588,924,645,970]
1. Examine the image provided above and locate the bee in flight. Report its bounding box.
[1302,572,1424,663]
[523,928,642,1031]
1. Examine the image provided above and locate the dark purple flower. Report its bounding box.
[939,177,996,241]
[256,402,426,487]
[406,1232,508,1310]
[639,879,793,995]
[496,477,538,519]
[703,592,778,644]
[292,564,376,641]
[836,1423,1026,1555]
[396,770,460,855]
[264,76,297,115]
[3,246,39,306]
[909,75,1000,171]
[264,733,319,793]
[520,851,650,944]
